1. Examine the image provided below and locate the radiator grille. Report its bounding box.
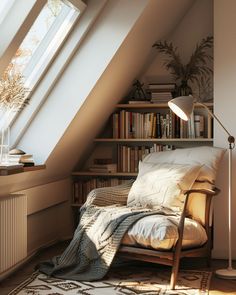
[0,194,27,273]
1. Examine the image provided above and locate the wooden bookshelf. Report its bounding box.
[71,101,214,207]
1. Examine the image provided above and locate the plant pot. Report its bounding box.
[176,80,192,96]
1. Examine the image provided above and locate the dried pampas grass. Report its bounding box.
[0,71,29,112]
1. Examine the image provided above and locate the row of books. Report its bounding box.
[113,110,210,139]
[73,178,132,204]
[117,144,174,173]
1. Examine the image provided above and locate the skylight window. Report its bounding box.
[0,0,83,128]
[9,0,80,89]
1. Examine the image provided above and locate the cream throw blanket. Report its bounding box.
[38,182,176,281]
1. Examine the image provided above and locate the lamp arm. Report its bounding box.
[197,102,235,145]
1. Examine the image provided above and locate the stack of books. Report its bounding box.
[146,83,175,103]
[89,161,117,173]
[8,150,35,166]
[88,158,117,173]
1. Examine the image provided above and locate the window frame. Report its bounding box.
[1,0,86,136]
[10,0,93,148]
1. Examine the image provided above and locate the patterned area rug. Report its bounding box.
[8,266,211,295]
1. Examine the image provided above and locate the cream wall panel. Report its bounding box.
[27,202,73,254]
[22,178,71,216]
[213,0,236,259]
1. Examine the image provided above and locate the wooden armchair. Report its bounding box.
[83,181,220,290]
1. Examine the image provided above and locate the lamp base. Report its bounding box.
[215,268,236,279]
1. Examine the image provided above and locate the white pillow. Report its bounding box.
[127,161,201,209]
[143,146,225,183]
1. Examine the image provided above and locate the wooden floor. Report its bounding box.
[0,241,235,295]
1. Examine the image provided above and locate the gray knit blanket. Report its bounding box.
[38,182,176,281]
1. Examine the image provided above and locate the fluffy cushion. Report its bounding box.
[127,161,201,209]
[143,146,225,183]
[122,214,207,250]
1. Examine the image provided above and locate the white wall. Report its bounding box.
[214,0,236,259]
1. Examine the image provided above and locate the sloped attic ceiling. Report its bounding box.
[1,0,195,194]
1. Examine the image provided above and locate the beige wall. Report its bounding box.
[27,200,73,254]
[23,178,73,254]
[142,0,213,85]
[214,0,236,259]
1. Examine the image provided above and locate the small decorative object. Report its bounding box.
[9,148,26,155]
[128,80,147,102]
[152,36,213,100]
[0,70,29,164]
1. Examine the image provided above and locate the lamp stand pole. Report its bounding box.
[199,103,236,278]
[215,136,236,279]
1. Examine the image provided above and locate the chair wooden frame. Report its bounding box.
[117,186,220,290]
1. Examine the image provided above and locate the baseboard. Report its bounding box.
[0,235,72,282]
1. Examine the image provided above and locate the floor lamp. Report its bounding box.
[168,95,236,279]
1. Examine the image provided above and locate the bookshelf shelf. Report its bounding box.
[72,171,138,177]
[94,138,213,142]
[116,102,213,109]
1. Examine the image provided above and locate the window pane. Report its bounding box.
[1,0,81,127]
[9,0,79,88]
[0,0,15,24]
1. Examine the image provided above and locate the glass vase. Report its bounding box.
[0,126,10,165]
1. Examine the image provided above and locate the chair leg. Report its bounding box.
[207,250,212,268]
[170,258,180,290]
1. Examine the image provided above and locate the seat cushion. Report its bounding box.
[127,161,201,210]
[122,214,207,250]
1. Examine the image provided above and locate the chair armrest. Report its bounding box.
[173,185,220,255]
[184,187,220,197]
[81,181,134,209]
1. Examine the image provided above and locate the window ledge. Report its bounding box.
[0,164,46,176]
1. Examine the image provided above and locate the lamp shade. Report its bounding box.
[168,95,194,121]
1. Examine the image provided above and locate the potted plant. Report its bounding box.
[0,69,29,163]
[152,36,213,99]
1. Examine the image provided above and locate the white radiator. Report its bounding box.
[0,194,27,273]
